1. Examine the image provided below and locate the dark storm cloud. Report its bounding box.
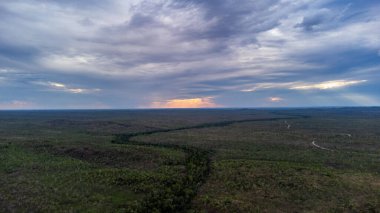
[173,0,282,37]
[296,9,332,31]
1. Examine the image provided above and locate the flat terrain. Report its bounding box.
[0,108,379,212]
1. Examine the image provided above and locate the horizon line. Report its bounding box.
[0,106,379,111]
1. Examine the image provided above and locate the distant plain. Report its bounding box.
[0,108,379,212]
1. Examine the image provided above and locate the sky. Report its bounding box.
[0,0,379,109]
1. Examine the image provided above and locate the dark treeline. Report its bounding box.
[115,115,309,142]
[112,137,212,212]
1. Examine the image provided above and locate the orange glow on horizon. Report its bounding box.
[150,97,220,108]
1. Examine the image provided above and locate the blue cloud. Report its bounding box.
[0,0,379,108]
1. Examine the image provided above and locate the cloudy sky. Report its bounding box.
[0,0,379,109]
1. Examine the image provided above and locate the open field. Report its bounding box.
[0,108,379,212]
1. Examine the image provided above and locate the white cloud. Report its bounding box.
[290,80,367,90]
[269,97,283,102]
[39,54,99,73]
[48,82,66,88]
[242,79,367,92]
[241,82,298,92]
[35,81,101,94]
[0,68,15,73]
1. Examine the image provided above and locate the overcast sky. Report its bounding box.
[0,0,379,109]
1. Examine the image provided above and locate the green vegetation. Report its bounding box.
[0,108,379,212]
[112,138,212,212]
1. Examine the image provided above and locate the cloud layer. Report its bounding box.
[0,0,379,108]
